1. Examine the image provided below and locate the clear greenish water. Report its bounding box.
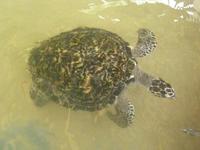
[0,0,200,149]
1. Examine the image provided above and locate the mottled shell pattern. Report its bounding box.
[28,27,136,111]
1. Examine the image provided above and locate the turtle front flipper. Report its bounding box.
[132,28,157,57]
[133,66,175,99]
[107,97,135,128]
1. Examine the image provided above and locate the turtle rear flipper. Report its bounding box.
[132,28,157,57]
[30,84,50,107]
[107,96,135,128]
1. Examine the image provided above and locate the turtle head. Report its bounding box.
[149,78,175,99]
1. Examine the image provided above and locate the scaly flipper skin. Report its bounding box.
[29,78,54,106]
[149,78,175,98]
[132,28,157,57]
[107,96,135,128]
[133,66,175,99]
[30,83,50,107]
[131,28,175,98]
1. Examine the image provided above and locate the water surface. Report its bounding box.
[0,0,200,149]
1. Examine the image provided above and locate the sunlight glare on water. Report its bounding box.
[0,0,200,149]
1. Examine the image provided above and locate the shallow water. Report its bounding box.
[0,0,200,149]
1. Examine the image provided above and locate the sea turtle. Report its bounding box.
[28,27,175,127]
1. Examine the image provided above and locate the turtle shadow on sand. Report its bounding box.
[0,121,57,150]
